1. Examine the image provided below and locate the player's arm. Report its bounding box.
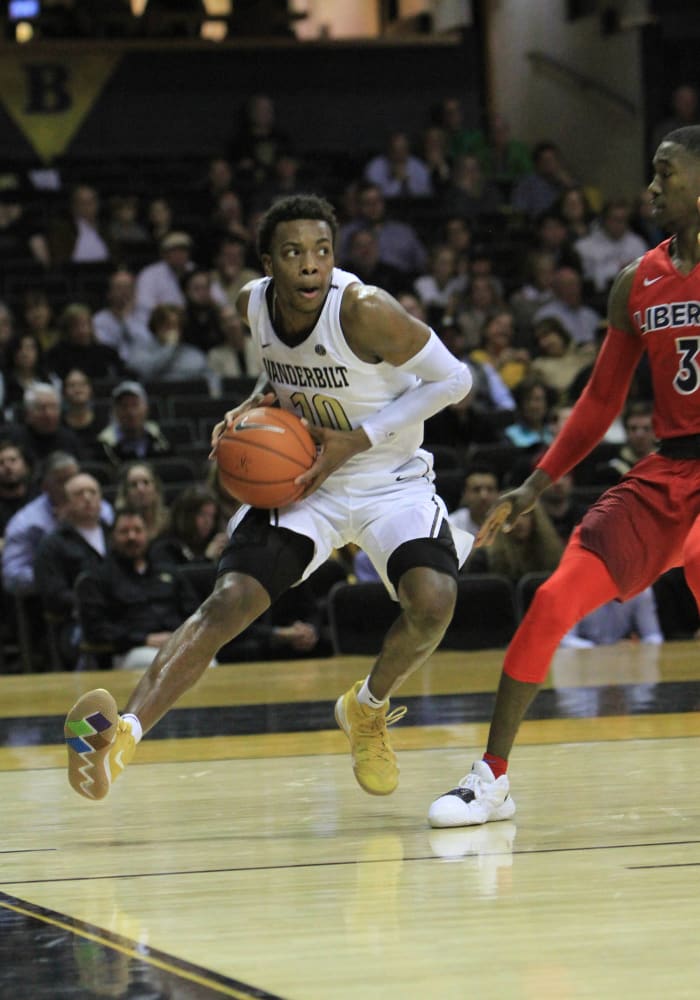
[296,285,471,493]
[477,260,644,546]
[210,284,275,455]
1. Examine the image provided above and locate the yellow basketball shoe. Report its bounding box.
[64,689,136,800]
[334,681,407,796]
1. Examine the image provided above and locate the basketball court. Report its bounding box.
[2,641,700,998]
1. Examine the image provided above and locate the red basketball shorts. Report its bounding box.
[578,451,700,600]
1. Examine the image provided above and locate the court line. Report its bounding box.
[626,862,700,870]
[4,837,700,886]
[0,891,289,1000]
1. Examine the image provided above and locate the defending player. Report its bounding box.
[429,126,700,827]
[64,194,474,801]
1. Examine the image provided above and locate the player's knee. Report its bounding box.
[529,577,578,635]
[400,571,457,636]
[198,575,264,640]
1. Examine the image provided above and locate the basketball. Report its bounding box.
[216,406,316,509]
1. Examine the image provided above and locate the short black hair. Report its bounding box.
[662,125,700,157]
[256,194,338,258]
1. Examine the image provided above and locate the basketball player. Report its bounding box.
[429,125,700,828]
[64,193,474,801]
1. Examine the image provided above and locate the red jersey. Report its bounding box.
[629,237,700,439]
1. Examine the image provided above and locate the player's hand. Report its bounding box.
[475,482,540,547]
[209,391,277,458]
[294,424,371,498]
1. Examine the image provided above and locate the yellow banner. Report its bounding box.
[0,50,121,163]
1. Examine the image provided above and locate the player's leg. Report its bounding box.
[336,501,462,796]
[429,534,619,827]
[65,510,315,800]
[680,515,700,608]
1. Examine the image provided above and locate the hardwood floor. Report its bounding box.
[2,642,700,999]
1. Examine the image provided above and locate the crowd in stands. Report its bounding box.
[1,88,698,671]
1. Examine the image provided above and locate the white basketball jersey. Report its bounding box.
[246,268,428,486]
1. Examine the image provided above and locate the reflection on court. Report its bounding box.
[2,642,700,999]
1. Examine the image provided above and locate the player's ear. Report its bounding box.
[261,253,273,277]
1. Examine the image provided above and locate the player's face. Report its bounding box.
[264,219,335,318]
[649,142,700,230]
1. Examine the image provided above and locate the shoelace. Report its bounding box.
[355,705,408,760]
[457,771,482,792]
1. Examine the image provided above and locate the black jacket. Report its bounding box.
[76,553,198,652]
[34,521,109,617]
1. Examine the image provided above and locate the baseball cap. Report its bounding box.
[112,380,147,402]
[160,230,192,252]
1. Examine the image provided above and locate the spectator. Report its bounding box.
[539,471,590,544]
[439,154,503,221]
[106,194,150,251]
[442,216,473,273]
[555,186,596,242]
[468,502,563,583]
[145,196,174,247]
[503,376,556,450]
[229,93,292,193]
[437,95,479,161]
[422,125,452,195]
[448,464,500,535]
[181,269,224,352]
[48,183,111,265]
[592,401,657,485]
[413,244,468,322]
[196,156,237,217]
[0,440,32,542]
[2,331,56,412]
[209,235,262,309]
[76,507,199,670]
[21,290,60,353]
[363,130,433,198]
[470,310,529,391]
[561,587,664,649]
[533,210,583,272]
[114,461,170,540]
[451,274,505,350]
[508,250,556,346]
[337,183,428,276]
[7,384,83,464]
[61,369,106,459]
[97,381,173,467]
[574,199,649,297]
[251,148,309,212]
[34,472,111,666]
[206,190,252,257]
[529,316,595,402]
[340,228,405,296]
[511,141,576,219]
[207,305,262,391]
[467,113,533,192]
[651,83,700,154]
[0,302,14,372]
[150,484,227,566]
[134,231,195,322]
[0,192,50,266]
[1,451,109,595]
[46,303,125,382]
[425,320,514,450]
[534,266,602,347]
[127,304,211,384]
[93,268,153,366]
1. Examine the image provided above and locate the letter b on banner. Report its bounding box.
[24,64,71,114]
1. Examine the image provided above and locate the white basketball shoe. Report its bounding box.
[428,760,516,828]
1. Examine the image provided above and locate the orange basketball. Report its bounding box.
[216,406,316,509]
